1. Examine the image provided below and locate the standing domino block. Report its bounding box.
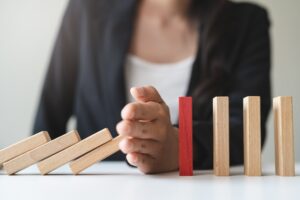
[273,96,295,176]
[37,128,112,175]
[243,96,261,176]
[213,97,230,176]
[179,97,193,176]
[3,130,80,175]
[69,135,123,174]
[0,131,50,166]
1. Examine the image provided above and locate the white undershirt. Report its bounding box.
[125,54,195,124]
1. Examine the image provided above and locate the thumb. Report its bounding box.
[130,86,165,104]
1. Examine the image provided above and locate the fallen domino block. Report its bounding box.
[0,131,50,166]
[69,135,123,175]
[243,96,261,176]
[178,97,193,176]
[213,97,230,176]
[273,96,295,176]
[37,128,112,175]
[3,130,80,175]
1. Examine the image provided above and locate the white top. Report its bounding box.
[1,162,299,200]
[125,54,195,124]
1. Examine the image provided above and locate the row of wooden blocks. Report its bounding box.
[0,96,295,176]
[179,96,295,176]
[0,128,122,175]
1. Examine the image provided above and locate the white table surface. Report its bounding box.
[0,162,299,200]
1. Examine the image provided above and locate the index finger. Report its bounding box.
[121,101,162,121]
[130,86,165,104]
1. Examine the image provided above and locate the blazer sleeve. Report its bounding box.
[33,0,81,138]
[193,7,271,169]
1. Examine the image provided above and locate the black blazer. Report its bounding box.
[33,0,271,169]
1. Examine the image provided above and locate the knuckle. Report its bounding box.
[140,123,149,135]
[157,104,170,118]
[140,141,147,150]
[147,85,156,91]
[156,104,165,117]
[164,105,171,115]
[127,103,138,114]
[133,139,144,152]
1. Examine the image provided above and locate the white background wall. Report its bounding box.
[0,0,299,164]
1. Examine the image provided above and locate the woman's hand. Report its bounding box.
[116,86,179,174]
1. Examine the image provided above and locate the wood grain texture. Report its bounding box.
[213,97,230,176]
[37,128,112,175]
[69,135,123,175]
[243,96,261,176]
[273,96,295,176]
[3,130,80,175]
[274,97,280,175]
[0,131,50,165]
[179,97,193,176]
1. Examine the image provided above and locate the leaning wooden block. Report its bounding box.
[69,135,123,175]
[213,97,230,176]
[0,131,50,166]
[3,130,80,175]
[178,97,193,176]
[37,128,112,175]
[273,96,295,176]
[243,96,261,176]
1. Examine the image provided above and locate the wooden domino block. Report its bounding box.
[178,97,193,176]
[3,130,80,175]
[243,96,261,176]
[69,135,123,174]
[213,97,230,176]
[37,128,112,175]
[0,131,50,165]
[273,96,295,176]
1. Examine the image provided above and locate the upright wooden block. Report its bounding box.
[37,128,112,175]
[273,96,295,176]
[3,130,80,175]
[69,135,123,174]
[213,97,230,176]
[243,96,261,176]
[178,97,193,176]
[0,131,50,165]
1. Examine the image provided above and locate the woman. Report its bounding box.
[33,0,271,174]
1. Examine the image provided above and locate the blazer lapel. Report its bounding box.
[98,0,138,125]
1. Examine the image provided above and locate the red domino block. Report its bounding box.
[179,96,193,176]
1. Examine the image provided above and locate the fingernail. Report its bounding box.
[116,122,122,134]
[122,122,130,133]
[119,139,126,150]
[131,154,138,163]
[121,106,134,119]
[127,154,137,166]
[135,87,145,96]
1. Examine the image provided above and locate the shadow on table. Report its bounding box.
[0,172,142,176]
[0,169,299,177]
